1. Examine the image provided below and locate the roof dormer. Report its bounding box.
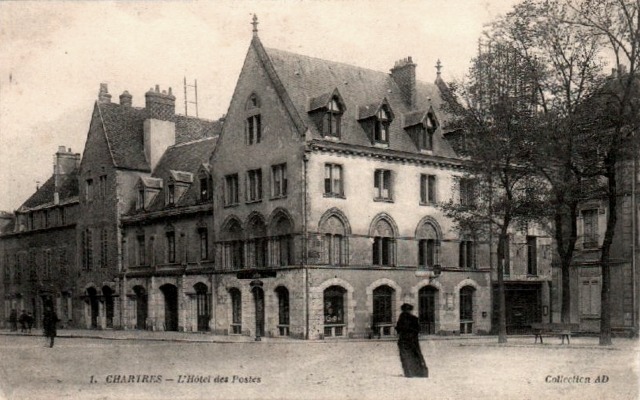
[197,163,212,203]
[403,108,438,152]
[358,98,394,146]
[165,170,193,206]
[135,177,163,211]
[308,89,346,140]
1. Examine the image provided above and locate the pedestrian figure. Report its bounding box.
[42,305,59,348]
[26,312,34,333]
[9,309,17,332]
[395,303,428,378]
[18,310,27,333]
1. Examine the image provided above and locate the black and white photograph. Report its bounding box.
[0,1,638,399]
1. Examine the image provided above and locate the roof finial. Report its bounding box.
[435,59,442,77]
[252,14,259,36]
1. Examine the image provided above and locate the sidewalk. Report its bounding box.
[1,328,637,349]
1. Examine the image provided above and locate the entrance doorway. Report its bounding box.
[87,287,99,329]
[419,286,438,334]
[133,286,148,330]
[160,284,179,331]
[102,286,114,328]
[194,283,210,332]
[252,286,265,338]
[460,286,475,334]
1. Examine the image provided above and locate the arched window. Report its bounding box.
[320,215,348,266]
[246,215,267,269]
[275,286,290,336]
[270,213,293,267]
[371,218,395,267]
[416,220,440,269]
[372,285,394,336]
[323,285,346,337]
[221,219,243,270]
[229,288,242,334]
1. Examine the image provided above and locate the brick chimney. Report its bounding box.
[390,57,417,108]
[53,146,81,204]
[98,83,112,104]
[145,85,175,121]
[119,90,132,107]
[144,85,176,170]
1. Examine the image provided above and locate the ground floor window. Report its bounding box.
[372,285,394,336]
[324,286,346,337]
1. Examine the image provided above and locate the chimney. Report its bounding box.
[144,85,176,170]
[98,83,112,104]
[119,90,132,107]
[390,57,417,108]
[54,146,81,200]
[145,85,176,121]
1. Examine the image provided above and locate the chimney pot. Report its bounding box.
[98,82,112,104]
[155,84,160,92]
[119,90,132,107]
[390,56,417,108]
[58,145,66,153]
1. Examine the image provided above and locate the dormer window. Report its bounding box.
[200,176,210,201]
[404,110,437,151]
[324,98,342,138]
[374,108,390,144]
[167,183,175,205]
[246,93,262,145]
[137,189,145,210]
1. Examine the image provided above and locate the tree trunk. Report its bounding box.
[497,230,508,343]
[599,159,617,346]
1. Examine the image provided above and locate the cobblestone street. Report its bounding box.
[0,331,637,400]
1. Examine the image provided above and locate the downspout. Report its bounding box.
[303,150,310,340]
[632,134,637,335]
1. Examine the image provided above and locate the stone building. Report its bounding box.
[1,146,80,328]
[75,83,221,329]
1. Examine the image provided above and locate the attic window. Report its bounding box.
[323,98,342,138]
[200,175,211,202]
[374,107,391,144]
[246,93,262,145]
[246,93,260,110]
[167,183,175,205]
[137,189,145,210]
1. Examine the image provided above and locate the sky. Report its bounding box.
[0,0,520,212]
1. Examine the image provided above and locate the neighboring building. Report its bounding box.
[119,135,218,332]
[76,83,221,329]
[1,146,80,329]
[209,26,505,340]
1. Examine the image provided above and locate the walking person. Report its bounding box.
[18,310,27,333]
[395,303,428,378]
[9,309,17,331]
[26,312,34,334]
[42,305,59,348]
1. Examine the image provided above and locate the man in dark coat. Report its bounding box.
[42,306,59,348]
[9,309,17,331]
[18,310,27,333]
[395,303,428,378]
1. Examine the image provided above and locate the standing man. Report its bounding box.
[395,303,428,378]
[9,309,17,331]
[42,305,59,348]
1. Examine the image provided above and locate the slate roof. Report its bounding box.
[262,46,459,158]
[97,102,223,171]
[20,171,79,210]
[130,136,218,214]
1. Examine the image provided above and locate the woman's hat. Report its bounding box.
[401,303,414,311]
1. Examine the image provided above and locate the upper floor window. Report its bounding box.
[323,98,342,138]
[419,113,437,151]
[85,178,94,202]
[83,229,93,270]
[374,169,392,201]
[224,174,240,206]
[199,176,211,202]
[167,183,175,205]
[527,236,537,275]
[137,235,146,266]
[100,228,108,268]
[420,174,437,204]
[459,240,475,269]
[271,164,287,198]
[246,168,262,202]
[246,94,262,145]
[99,175,108,198]
[324,164,343,197]
[199,228,208,260]
[582,209,599,249]
[137,189,145,210]
[459,178,476,207]
[374,107,391,144]
[166,231,176,263]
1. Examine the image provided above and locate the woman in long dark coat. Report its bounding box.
[42,306,59,348]
[395,303,428,378]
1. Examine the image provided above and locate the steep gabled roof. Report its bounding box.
[262,46,458,158]
[20,171,79,210]
[96,102,222,171]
